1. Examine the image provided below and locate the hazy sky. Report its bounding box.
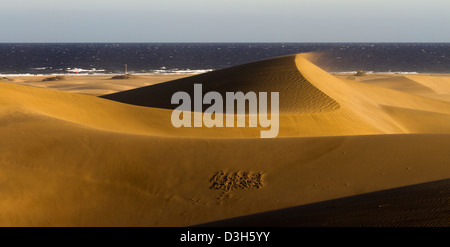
[1,0,449,42]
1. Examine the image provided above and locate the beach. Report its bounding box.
[1,53,450,226]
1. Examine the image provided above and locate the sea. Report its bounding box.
[0,43,449,76]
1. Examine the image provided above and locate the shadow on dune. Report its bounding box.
[194,179,450,227]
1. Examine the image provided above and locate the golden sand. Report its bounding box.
[1,54,450,226]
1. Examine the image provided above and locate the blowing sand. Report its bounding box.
[1,54,450,226]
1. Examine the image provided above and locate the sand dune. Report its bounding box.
[102,55,341,114]
[343,73,450,102]
[5,74,190,96]
[1,54,450,226]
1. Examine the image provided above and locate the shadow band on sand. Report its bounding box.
[194,178,450,227]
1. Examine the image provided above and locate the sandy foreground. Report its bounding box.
[1,54,450,226]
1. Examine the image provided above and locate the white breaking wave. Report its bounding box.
[148,69,213,75]
[0,68,214,77]
[66,68,106,73]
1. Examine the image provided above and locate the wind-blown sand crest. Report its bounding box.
[1,54,450,226]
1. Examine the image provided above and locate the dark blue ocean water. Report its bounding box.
[0,43,449,76]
